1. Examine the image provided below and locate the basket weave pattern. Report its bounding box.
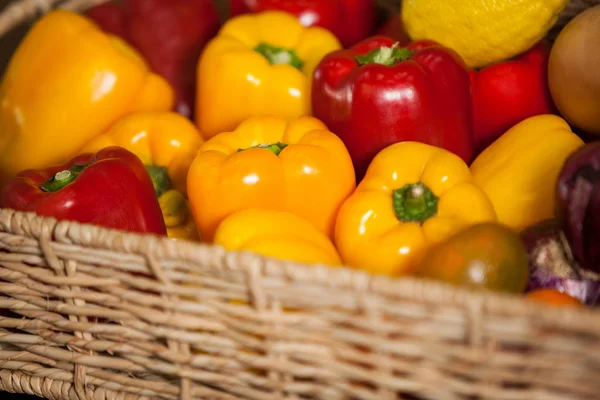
[1,1,600,399]
[1,208,600,400]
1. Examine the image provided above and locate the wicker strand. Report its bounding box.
[39,222,90,400]
[143,242,193,400]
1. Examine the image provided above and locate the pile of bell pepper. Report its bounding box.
[0,2,598,301]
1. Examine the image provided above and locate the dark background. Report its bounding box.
[0,0,32,75]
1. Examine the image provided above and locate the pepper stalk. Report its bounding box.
[254,42,304,70]
[40,163,88,192]
[392,182,439,223]
[355,43,415,66]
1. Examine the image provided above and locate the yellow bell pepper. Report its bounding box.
[335,141,497,277]
[214,208,342,266]
[187,115,356,242]
[0,10,174,185]
[81,111,203,194]
[82,111,204,241]
[470,114,585,232]
[195,10,341,139]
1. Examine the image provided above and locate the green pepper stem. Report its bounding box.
[237,142,288,156]
[145,165,172,198]
[40,163,88,192]
[392,182,439,223]
[355,43,415,66]
[254,42,304,70]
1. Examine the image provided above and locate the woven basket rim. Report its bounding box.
[1,206,599,330]
[0,0,598,331]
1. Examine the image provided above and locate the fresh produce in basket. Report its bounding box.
[156,190,198,240]
[0,146,166,235]
[556,141,600,274]
[415,222,529,294]
[2,2,600,400]
[548,4,600,135]
[521,219,600,305]
[470,115,584,232]
[187,115,355,242]
[470,41,557,154]
[214,208,342,266]
[401,0,569,68]
[0,10,173,186]
[0,0,596,311]
[81,111,204,240]
[195,10,341,139]
[334,141,496,276]
[312,36,474,180]
[86,0,221,118]
[519,131,600,307]
[229,0,375,47]
[229,0,247,16]
[526,288,583,307]
[85,1,128,38]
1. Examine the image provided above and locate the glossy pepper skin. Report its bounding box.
[214,208,342,266]
[470,42,557,153]
[81,112,204,240]
[86,0,221,119]
[229,0,375,47]
[81,112,203,195]
[0,10,173,186]
[187,115,356,242]
[1,146,167,236]
[195,11,341,139]
[335,141,496,277]
[470,115,584,232]
[312,36,474,181]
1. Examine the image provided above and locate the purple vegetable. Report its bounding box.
[520,219,600,306]
[556,141,600,273]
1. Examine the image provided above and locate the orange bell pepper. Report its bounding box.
[187,115,356,242]
[0,10,173,185]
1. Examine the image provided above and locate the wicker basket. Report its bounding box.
[1,1,600,399]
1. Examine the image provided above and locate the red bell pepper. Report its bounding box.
[229,0,375,47]
[85,0,221,119]
[312,36,474,180]
[1,147,167,235]
[230,0,248,16]
[85,2,128,39]
[470,41,557,153]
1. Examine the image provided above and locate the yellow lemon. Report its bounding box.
[401,0,569,68]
